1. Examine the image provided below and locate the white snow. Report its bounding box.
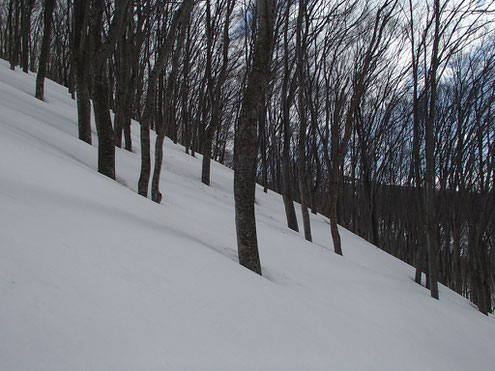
[0,58,494,370]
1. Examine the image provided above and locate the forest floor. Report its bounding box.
[1,58,494,370]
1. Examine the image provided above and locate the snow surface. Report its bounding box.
[0,59,494,370]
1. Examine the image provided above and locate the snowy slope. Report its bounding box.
[0,59,494,371]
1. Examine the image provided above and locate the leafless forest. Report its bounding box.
[1,0,494,314]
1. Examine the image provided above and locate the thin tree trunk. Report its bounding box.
[201,0,235,186]
[35,0,56,101]
[138,0,194,197]
[89,0,129,179]
[296,0,311,242]
[425,0,440,300]
[329,165,343,255]
[260,92,269,193]
[21,0,34,73]
[72,0,92,144]
[11,0,20,70]
[151,13,189,203]
[113,30,130,148]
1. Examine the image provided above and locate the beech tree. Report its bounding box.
[319,0,398,255]
[137,0,195,198]
[72,0,92,144]
[234,0,275,274]
[0,0,492,313]
[35,0,55,101]
[201,0,235,186]
[88,0,130,179]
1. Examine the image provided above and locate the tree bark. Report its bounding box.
[89,0,130,179]
[35,0,56,101]
[201,0,235,186]
[138,0,194,197]
[280,7,299,232]
[151,12,190,203]
[20,0,35,73]
[72,0,92,144]
[425,0,440,300]
[234,0,275,275]
[296,0,311,241]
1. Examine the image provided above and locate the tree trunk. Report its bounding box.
[234,0,275,275]
[201,0,234,186]
[279,2,299,232]
[260,92,269,193]
[425,0,440,300]
[92,66,116,179]
[72,0,92,144]
[10,0,20,70]
[35,0,56,101]
[138,0,194,197]
[20,0,34,73]
[89,0,129,179]
[296,0,311,241]
[151,13,189,203]
[329,165,343,255]
[113,29,130,148]
[281,118,299,232]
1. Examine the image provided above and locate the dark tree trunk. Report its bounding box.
[329,166,342,255]
[89,0,129,179]
[280,4,299,233]
[138,0,194,197]
[10,0,20,70]
[20,0,34,73]
[281,114,299,232]
[234,0,275,275]
[201,0,235,186]
[425,0,440,300]
[201,0,214,186]
[91,66,116,179]
[75,69,92,144]
[35,0,56,101]
[151,13,189,203]
[260,93,269,193]
[296,0,311,242]
[113,29,130,149]
[72,0,92,144]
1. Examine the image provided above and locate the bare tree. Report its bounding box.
[295,0,312,241]
[234,0,275,274]
[88,0,130,179]
[201,0,235,186]
[72,0,91,144]
[280,1,299,232]
[35,0,56,101]
[151,10,191,203]
[137,0,195,197]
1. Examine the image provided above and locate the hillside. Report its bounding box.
[1,59,494,370]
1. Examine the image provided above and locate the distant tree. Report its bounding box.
[406,0,494,300]
[319,0,398,255]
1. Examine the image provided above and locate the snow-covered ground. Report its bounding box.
[0,59,494,370]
